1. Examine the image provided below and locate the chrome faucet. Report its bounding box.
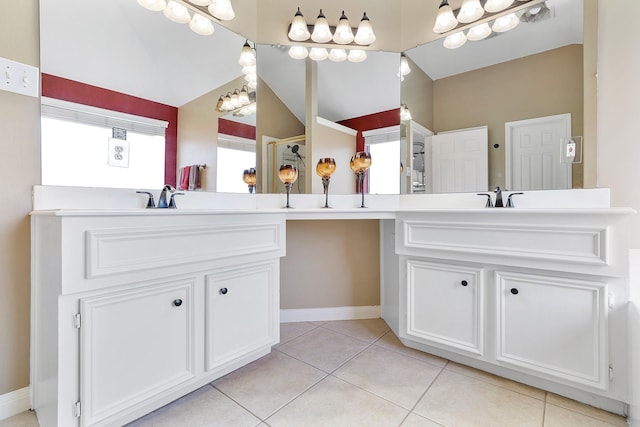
[157,185,175,208]
[477,187,523,208]
[494,186,504,207]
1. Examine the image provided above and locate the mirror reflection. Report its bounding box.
[401,0,586,193]
[40,0,590,196]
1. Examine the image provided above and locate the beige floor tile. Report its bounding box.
[321,318,391,343]
[375,331,448,368]
[445,361,546,400]
[334,345,442,409]
[544,403,626,427]
[401,413,444,427]
[277,321,318,346]
[546,393,627,426]
[0,411,39,427]
[266,375,408,427]
[276,327,369,372]
[414,370,544,427]
[212,351,326,419]
[126,385,260,426]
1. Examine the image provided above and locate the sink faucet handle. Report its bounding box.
[169,192,184,209]
[477,193,493,208]
[506,192,524,208]
[136,191,156,208]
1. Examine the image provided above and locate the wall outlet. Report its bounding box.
[1,56,39,98]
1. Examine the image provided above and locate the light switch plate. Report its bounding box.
[0,56,39,98]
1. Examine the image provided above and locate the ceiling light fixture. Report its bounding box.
[400,104,412,121]
[216,85,256,116]
[433,0,538,49]
[286,8,376,47]
[137,0,235,37]
[398,54,411,80]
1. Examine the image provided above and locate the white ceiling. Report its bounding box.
[39,0,583,124]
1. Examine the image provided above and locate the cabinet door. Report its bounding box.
[80,279,196,426]
[496,271,608,390]
[205,261,279,372]
[405,260,484,356]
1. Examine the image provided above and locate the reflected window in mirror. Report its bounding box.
[41,98,166,189]
[364,125,401,194]
[216,133,256,193]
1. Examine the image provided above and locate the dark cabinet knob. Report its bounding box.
[510,288,519,295]
[173,299,183,307]
[461,280,468,287]
[220,288,228,295]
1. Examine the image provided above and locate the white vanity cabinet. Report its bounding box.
[30,211,285,427]
[393,209,631,413]
[405,260,484,357]
[495,271,608,390]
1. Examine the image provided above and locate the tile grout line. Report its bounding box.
[396,360,450,427]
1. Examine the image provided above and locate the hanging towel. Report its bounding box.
[180,165,191,190]
[188,164,199,191]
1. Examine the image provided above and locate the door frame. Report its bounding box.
[505,113,572,190]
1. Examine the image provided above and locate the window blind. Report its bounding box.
[41,97,168,137]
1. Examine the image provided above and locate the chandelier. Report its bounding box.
[216,85,256,116]
[433,0,541,50]
[286,8,376,62]
[137,0,235,36]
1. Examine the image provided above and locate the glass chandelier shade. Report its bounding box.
[189,0,211,5]
[311,9,332,43]
[137,0,167,12]
[309,47,329,61]
[492,12,519,32]
[432,0,458,34]
[328,48,348,62]
[208,0,235,20]
[238,41,256,66]
[333,11,354,44]
[288,46,309,59]
[347,49,367,63]
[484,0,515,13]
[398,54,411,78]
[288,7,311,41]
[466,22,492,41]
[354,13,376,45]
[457,0,485,23]
[189,13,215,35]
[400,104,412,121]
[443,31,467,49]
[163,1,190,23]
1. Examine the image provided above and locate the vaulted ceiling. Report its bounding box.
[40,0,582,123]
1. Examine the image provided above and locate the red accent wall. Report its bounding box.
[338,108,401,152]
[41,73,179,186]
[218,118,256,140]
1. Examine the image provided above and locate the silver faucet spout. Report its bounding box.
[157,185,175,208]
[494,186,504,208]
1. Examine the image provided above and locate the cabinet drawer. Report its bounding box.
[405,260,484,356]
[80,279,196,426]
[495,271,608,390]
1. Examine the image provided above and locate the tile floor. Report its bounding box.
[2,319,628,427]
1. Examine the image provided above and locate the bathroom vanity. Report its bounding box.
[30,187,634,426]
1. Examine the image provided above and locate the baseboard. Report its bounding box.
[280,305,381,323]
[0,386,30,421]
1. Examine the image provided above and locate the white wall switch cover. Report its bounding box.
[1,56,39,98]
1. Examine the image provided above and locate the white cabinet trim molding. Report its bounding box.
[403,220,607,266]
[86,223,283,278]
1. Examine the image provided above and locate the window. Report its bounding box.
[216,134,256,193]
[41,98,167,189]
[363,125,401,194]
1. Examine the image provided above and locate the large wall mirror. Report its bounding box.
[39,0,592,196]
[402,0,589,194]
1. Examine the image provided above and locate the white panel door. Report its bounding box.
[205,261,279,372]
[80,279,196,427]
[405,259,484,356]
[431,126,488,193]
[496,271,608,390]
[506,113,572,190]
